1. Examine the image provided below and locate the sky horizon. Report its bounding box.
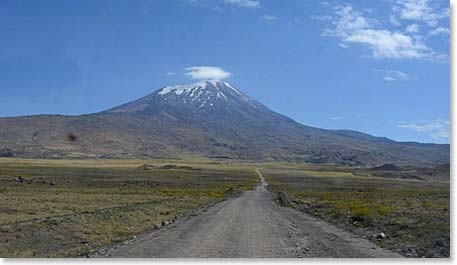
[0,0,450,144]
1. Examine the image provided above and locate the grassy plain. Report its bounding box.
[0,158,257,257]
[0,158,449,258]
[262,162,450,258]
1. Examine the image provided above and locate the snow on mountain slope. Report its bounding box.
[108,79,263,113]
[157,80,252,107]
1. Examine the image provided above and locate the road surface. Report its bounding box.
[101,169,401,258]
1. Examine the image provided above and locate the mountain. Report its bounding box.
[0,80,449,166]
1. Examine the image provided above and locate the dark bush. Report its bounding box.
[0,148,14,157]
[67,133,77,142]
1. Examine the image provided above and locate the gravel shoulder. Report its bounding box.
[99,170,402,258]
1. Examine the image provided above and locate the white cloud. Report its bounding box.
[319,4,444,60]
[382,70,409,81]
[222,0,260,9]
[263,15,278,20]
[345,29,431,59]
[392,0,449,27]
[166,72,175,76]
[405,24,420,33]
[183,0,201,7]
[184,0,260,9]
[398,120,450,140]
[428,27,449,36]
[293,18,303,25]
[331,116,345,120]
[184,66,231,80]
[338,43,349,48]
[263,15,278,24]
[389,15,401,26]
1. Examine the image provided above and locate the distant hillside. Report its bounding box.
[0,80,449,166]
[371,164,404,171]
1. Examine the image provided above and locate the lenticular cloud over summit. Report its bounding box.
[184,66,232,80]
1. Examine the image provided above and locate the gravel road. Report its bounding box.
[101,169,401,258]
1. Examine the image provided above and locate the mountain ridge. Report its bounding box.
[0,80,449,166]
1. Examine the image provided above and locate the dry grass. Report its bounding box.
[0,158,257,257]
[263,164,450,258]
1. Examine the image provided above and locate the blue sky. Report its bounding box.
[0,0,450,143]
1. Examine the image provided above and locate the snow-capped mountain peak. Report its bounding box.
[107,79,264,113]
[158,80,242,97]
[155,80,253,108]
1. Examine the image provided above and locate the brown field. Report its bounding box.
[0,158,257,257]
[0,158,449,258]
[262,162,450,258]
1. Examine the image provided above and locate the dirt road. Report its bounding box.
[101,169,401,258]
